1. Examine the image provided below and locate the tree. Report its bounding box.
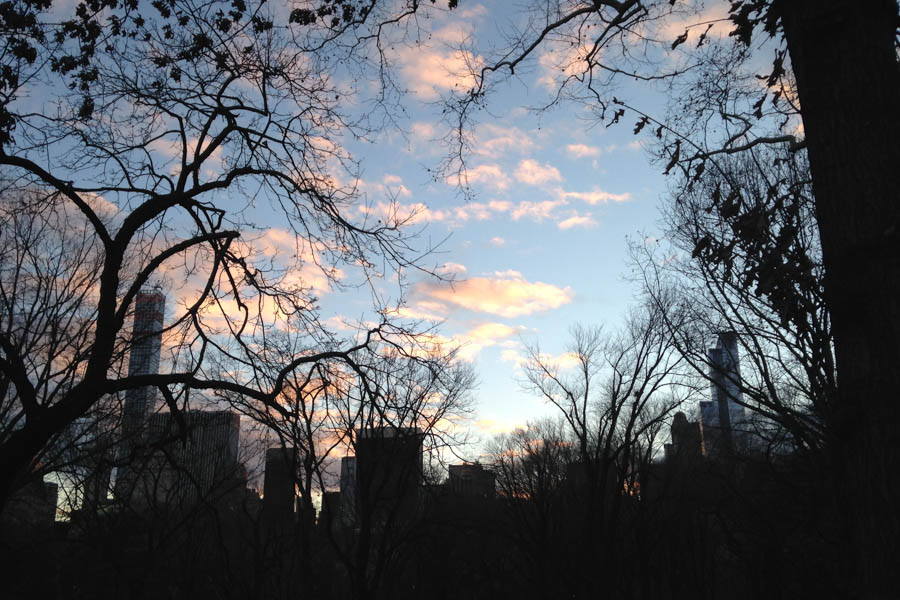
[635,145,833,453]
[488,418,574,599]
[497,307,690,598]
[446,1,900,593]
[322,347,475,600]
[0,0,464,510]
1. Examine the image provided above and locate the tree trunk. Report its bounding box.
[778,1,900,597]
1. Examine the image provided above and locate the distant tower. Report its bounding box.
[138,410,241,507]
[664,411,702,464]
[116,290,165,501]
[355,427,423,523]
[448,463,495,499]
[263,447,296,525]
[339,456,357,526]
[121,290,166,439]
[338,427,424,527]
[699,332,746,456]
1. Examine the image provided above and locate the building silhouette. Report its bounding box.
[132,410,242,508]
[447,463,495,499]
[698,332,746,456]
[263,447,297,525]
[115,290,166,501]
[664,411,702,464]
[121,290,166,440]
[337,427,424,526]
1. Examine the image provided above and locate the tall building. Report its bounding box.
[132,410,242,508]
[114,290,166,502]
[699,332,746,456]
[664,411,702,464]
[340,427,424,526]
[263,447,296,525]
[339,455,357,526]
[447,463,495,499]
[121,290,166,440]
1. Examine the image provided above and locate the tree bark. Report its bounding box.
[778,1,900,597]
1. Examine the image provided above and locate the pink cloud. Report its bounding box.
[450,164,511,191]
[417,271,573,318]
[565,143,603,158]
[511,199,567,221]
[397,38,483,100]
[558,187,631,205]
[476,124,536,158]
[515,159,563,186]
[557,214,598,230]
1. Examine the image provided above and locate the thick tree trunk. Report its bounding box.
[778,1,900,597]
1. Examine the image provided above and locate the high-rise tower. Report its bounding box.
[121,290,166,439]
[699,332,746,456]
[115,290,165,501]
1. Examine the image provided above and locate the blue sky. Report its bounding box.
[299,2,686,454]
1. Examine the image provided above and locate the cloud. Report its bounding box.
[453,322,521,361]
[455,3,488,19]
[396,26,483,100]
[557,187,631,205]
[537,41,597,91]
[489,236,506,247]
[500,348,526,366]
[393,320,522,362]
[439,262,468,275]
[557,214,598,230]
[416,270,573,318]
[511,199,567,221]
[411,121,436,141]
[515,159,563,186]
[474,418,524,436]
[476,124,536,158]
[450,164,511,191]
[250,228,343,296]
[362,197,510,227]
[565,143,603,158]
[381,174,412,198]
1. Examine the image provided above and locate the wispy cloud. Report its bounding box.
[565,143,602,158]
[510,199,567,221]
[557,187,631,205]
[361,197,510,227]
[515,159,563,186]
[449,163,512,191]
[416,270,573,318]
[557,214,598,230]
[476,124,536,158]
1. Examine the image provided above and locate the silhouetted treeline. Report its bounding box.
[1,441,845,600]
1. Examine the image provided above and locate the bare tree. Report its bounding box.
[497,305,690,598]
[634,146,832,453]
[321,344,475,600]
[444,2,900,592]
[0,0,465,509]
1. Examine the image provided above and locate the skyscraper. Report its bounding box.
[447,463,495,499]
[699,332,746,456]
[114,290,166,502]
[135,410,242,508]
[339,427,424,526]
[263,447,297,525]
[121,290,166,441]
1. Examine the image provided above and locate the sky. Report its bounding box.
[300,2,690,456]
[32,0,733,463]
